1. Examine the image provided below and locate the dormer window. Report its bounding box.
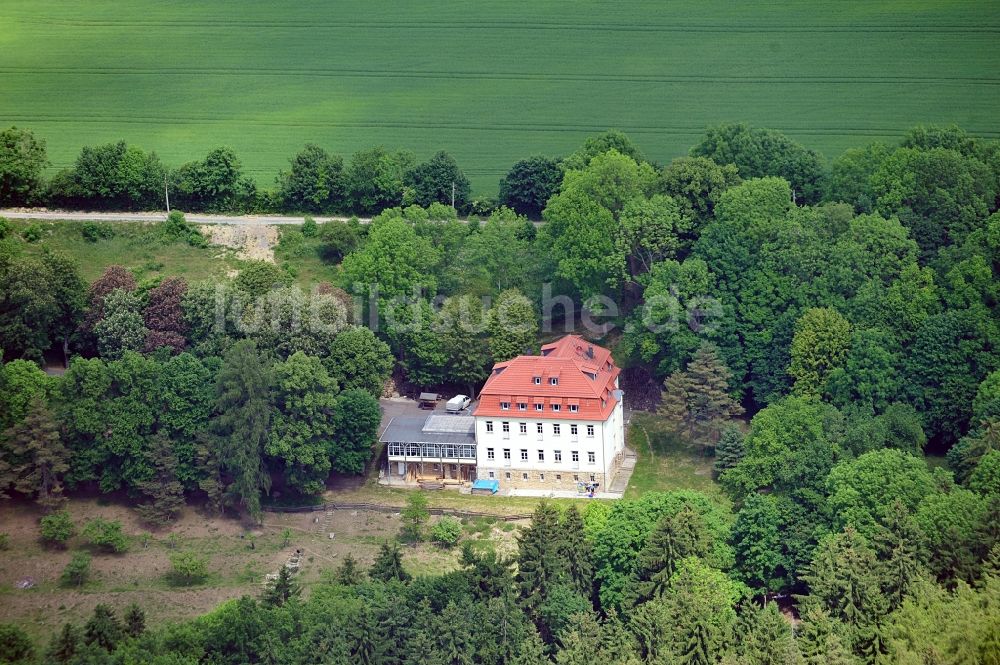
[535,403,544,412]
[550,377,559,386]
[500,402,510,410]
[518,402,527,411]
[552,404,561,412]
[569,404,578,413]
[533,376,541,385]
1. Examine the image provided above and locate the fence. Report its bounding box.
[262,500,530,522]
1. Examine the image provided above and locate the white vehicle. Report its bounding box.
[446,394,472,413]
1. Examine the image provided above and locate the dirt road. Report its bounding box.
[0,208,366,225]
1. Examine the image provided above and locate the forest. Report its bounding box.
[1,123,999,663]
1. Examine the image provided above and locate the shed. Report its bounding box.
[418,392,438,409]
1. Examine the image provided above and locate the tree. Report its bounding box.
[345,146,413,214]
[336,553,361,585]
[914,488,987,582]
[431,517,463,548]
[173,146,252,212]
[0,623,33,664]
[516,501,568,609]
[458,207,541,296]
[873,500,928,611]
[331,388,381,475]
[438,295,492,393]
[0,399,69,509]
[61,551,92,587]
[262,565,300,607]
[84,604,124,652]
[49,141,165,210]
[325,326,392,397]
[659,155,741,228]
[0,359,53,428]
[406,151,471,210]
[825,328,903,415]
[633,505,712,602]
[0,126,47,206]
[827,142,892,212]
[370,541,411,583]
[498,156,563,219]
[712,425,745,479]
[401,492,430,541]
[737,602,801,665]
[618,194,689,278]
[94,288,148,360]
[82,518,129,554]
[559,505,595,600]
[487,289,538,362]
[267,352,338,495]
[691,123,826,204]
[731,493,793,594]
[276,143,346,212]
[143,277,188,354]
[318,218,362,262]
[563,129,646,170]
[123,603,145,638]
[169,551,209,585]
[135,431,186,525]
[45,622,82,664]
[212,340,274,520]
[658,344,743,445]
[788,307,852,396]
[39,510,75,548]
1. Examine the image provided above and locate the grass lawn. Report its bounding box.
[2,1,997,195]
[625,412,729,507]
[7,219,238,283]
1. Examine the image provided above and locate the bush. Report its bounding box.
[21,224,42,242]
[82,518,129,554]
[301,216,318,237]
[0,218,11,239]
[431,516,463,548]
[0,533,8,550]
[0,623,33,664]
[39,511,75,548]
[168,551,209,585]
[161,210,207,247]
[400,492,430,542]
[61,552,92,587]
[80,222,115,242]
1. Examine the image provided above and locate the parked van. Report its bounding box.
[446,394,471,413]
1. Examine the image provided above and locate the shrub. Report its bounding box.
[80,222,115,242]
[400,492,430,542]
[39,511,76,548]
[168,551,208,585]
[0,623,33,664]
[21,224,42,242]
[61,552,92,587]
[0,218,11,239]
[301,216,318,237]
[82,518,129,554]
[0,533,8,550]
[431,516,463,548]
[161,210,206,247]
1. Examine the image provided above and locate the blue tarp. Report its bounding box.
[471,479,499,494]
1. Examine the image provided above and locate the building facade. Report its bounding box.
[473,335,626,491]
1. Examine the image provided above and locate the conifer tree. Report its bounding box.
[713,425,745,479]
[659,344,743,445]
[262,565,300,607]
[83,604,124,652]
[370,541,411,583]
[517,502,567,608]
[740,602,801,665]
[511,628,548,665]
[336,553,361,585]
[559,505,594,600]
[635,506,711,602]
[136,431,185,525]
[45,622,81,664]
[123,603,146,638]
[0,398,69,510]
[873,500,927,611]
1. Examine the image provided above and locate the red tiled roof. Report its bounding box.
[474,335,620,421]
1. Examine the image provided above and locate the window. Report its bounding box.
[487,448,495,460]
[522,472,529,481]
[535,403,543,411]
[556,474,562,481]
[569,404,578,413]
[540,473,545,481]
[502,422,510,433]
[538,450,545,462]
[554,450,562,462]
[587,425,595,437]
[488,471,495,479]
[590,474,596,482]
[486,421,493,433]
[503,448,511,460]
[553,424,561,436]
[550,377,559,386]
[505,472,511,480]
[533,376,541,385]
[571,451,579,463]
[570,424,578,436]
[518,402,527,411]
[500,402,510,410]
[574,474,579,481]
[520,449,528,461]
[552,404,561,412]
[536,423,544,434]
[519,422,527,434]
[588,451,596,464]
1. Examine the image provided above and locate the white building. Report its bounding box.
[472,335,626,491]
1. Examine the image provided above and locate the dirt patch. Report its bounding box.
[0,498,519,643]
[200,224,278,262]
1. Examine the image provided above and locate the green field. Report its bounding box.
[1,0,998,195]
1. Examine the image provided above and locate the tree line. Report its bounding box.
[3,490,998,664]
